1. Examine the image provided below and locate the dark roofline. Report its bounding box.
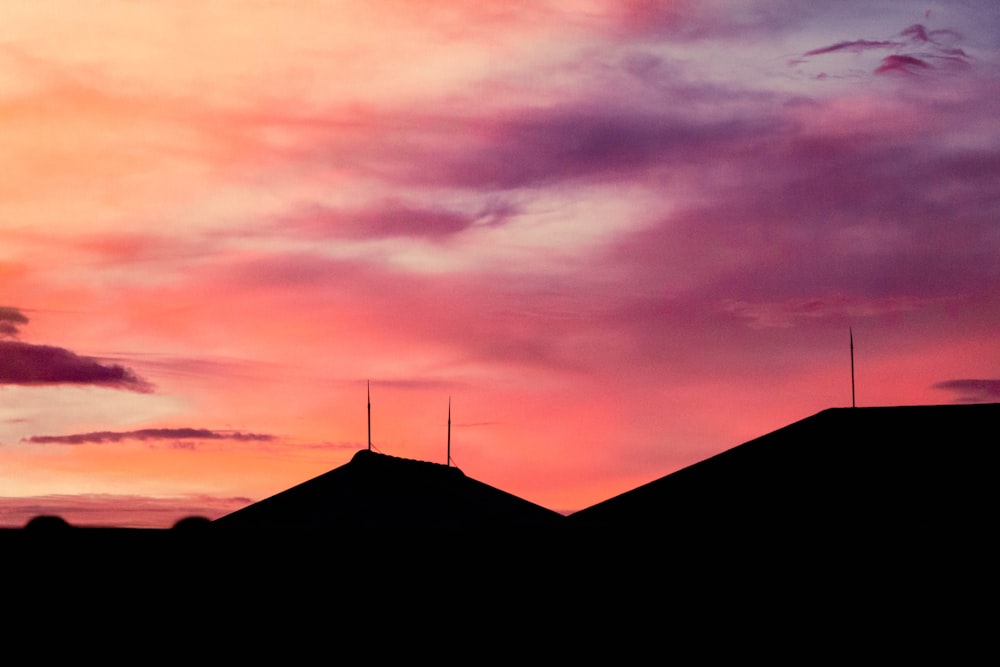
[349,448,466,477]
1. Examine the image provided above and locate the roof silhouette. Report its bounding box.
[210,448,565,535]
[4,403,992,653]
[567,403,998,547]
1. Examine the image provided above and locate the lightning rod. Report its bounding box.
[850,328,856,408]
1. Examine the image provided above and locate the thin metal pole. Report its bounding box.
[367,380,371,450]
[850,328,856,408]
[447,397,451,466]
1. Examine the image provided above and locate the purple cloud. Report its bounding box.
[206,61,1000,377]
[900,24,964,46]
[797,22,970,76]
[719,294,937,329]
[932,379,1000,403]
[604,135,1000,309]
[0,306,28,339]
[279,198,516,241]
[391,105,780,190]
[804,39,901,56]
[607,1,802,42]
[23,428,275,445]
[901,23,929,42]
[215,50,791,196]
[0,341,153,392]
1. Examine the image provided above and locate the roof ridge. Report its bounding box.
[351,448,464,474]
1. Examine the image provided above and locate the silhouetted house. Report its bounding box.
[211,449,565,538]
[567,404,998,551]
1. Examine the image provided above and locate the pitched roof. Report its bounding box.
[567,403,998,543]
[211,448,565,535]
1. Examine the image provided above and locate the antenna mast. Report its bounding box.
[447,396,451,466]
[367,380,372,451]
[850,328,856,408]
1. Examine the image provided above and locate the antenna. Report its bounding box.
[850,328,856,408]
[367,379,371,451]
[447,396,452,466]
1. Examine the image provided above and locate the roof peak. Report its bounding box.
[350,448,464,475]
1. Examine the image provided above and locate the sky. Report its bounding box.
[1,0,999,528]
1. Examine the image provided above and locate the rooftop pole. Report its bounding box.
[447,396,451,466]
[850,328,856,408]
[367,379,371,451]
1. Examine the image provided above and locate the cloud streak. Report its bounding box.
[23,427,276,446]
[276,198,516,241]
[354,103,783,191]
[805,40,903,56]
[932,379,1000,403]
[796,21,972,77]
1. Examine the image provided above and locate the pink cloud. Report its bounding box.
[71,233,215,264]
[875,54,932,74]
[197,250,586,373]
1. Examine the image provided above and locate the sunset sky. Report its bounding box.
[2,0,998,528]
